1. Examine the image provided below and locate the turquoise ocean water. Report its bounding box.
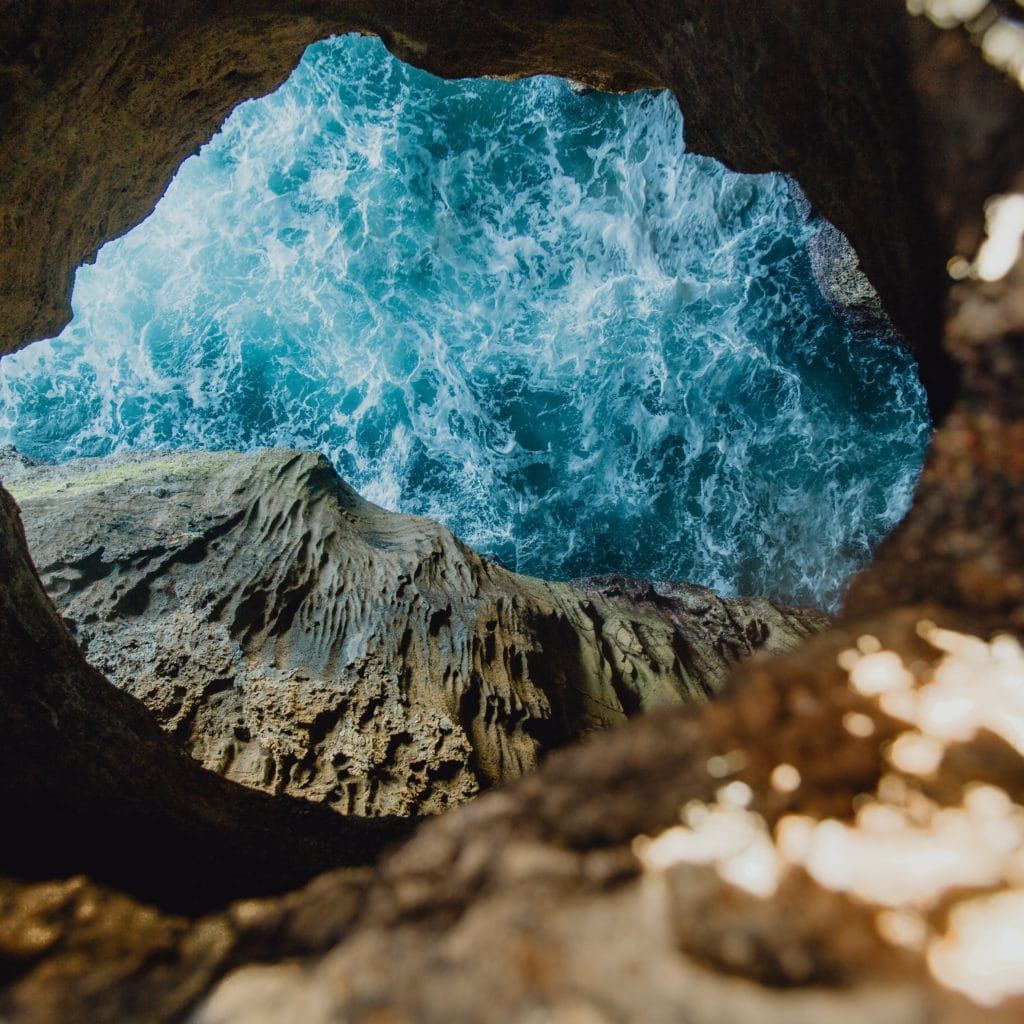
[0,35,929,609]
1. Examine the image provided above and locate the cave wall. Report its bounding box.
[2,2,1002,414]
[1,0,1024,1019]
[8,448,824,818]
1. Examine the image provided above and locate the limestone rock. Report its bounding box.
[7,448,826,816]
[1,2,1024,1022]
[3,609,1022,1024]
[787,182,892,337]
[0,446,41,487]
[0,479,415,915]
[189,610,1024,1024]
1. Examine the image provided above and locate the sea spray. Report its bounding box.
[0,34,929,609]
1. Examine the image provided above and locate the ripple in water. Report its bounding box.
[0,34,929,609]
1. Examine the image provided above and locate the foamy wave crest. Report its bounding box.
[0,35,929,609]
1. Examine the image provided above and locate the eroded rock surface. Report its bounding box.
[6,448,825,816]
[3,611,1022,1024]
[0,479,414,915]
[2,2,1024,1022]
[187,612,1024,1024]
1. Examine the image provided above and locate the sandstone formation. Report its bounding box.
[5,447,824,817]
[1,1,1024,1023]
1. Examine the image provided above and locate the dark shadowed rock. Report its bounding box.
[1,1,1024,1021]
[7,448,825,816]
[0,480,415,915]
[3,609,1022,1023]
[186,610,1024,1024]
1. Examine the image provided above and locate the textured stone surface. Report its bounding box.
[1,2,1024,1022]
[787,180,892,338]
[0,476,414,914]
[6,448,824,816]
[0,868,374,1023]
[189,612,1024,1024]
[3,612,1023,1023]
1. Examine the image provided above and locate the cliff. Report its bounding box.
[0,475,414,913]
[6,447,824,816]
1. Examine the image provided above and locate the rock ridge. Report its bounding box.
[0,477,415,915]
[1,3,1023,1021]
[6,447,827,817]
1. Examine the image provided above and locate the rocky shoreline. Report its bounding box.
[1,2,1023,1021]
[4,447,826,817]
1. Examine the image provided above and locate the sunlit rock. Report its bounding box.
[5,447,825,816]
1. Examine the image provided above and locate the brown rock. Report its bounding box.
[1,1,1023,1022]
[0,481,415,913]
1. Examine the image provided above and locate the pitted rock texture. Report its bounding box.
[3,610,1023,1024]
[186,611,1024,1024]
[0,480,414,915]
[7,448,825,816]
[2,3,1024,1023]
[194,611,1024,1024]
[787,182,892,338]
[0,869,375,1023]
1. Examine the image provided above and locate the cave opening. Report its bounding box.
[0,33,929,611]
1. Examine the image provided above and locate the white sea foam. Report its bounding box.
[0,34,929,608]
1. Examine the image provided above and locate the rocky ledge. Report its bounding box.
[4,609,1023,1024]
[5,447,825,817]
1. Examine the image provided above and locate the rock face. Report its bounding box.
[6,448,825,816]
[1,2,1024,1023]
[787,183,893,338]
[0,476,415,915]
[4,612,1024,1024]
[186,614,1024,1024]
